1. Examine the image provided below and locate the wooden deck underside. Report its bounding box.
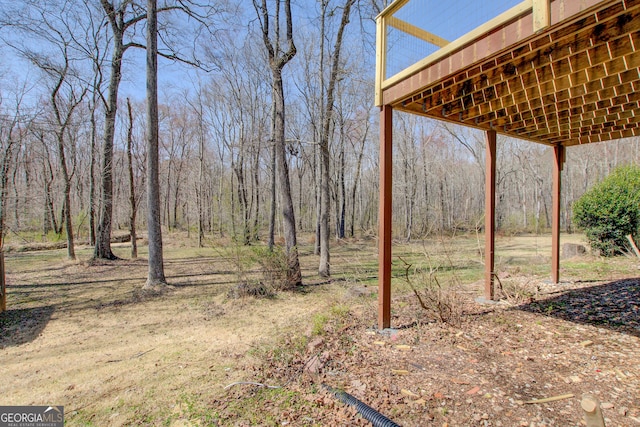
[382,0,640,146]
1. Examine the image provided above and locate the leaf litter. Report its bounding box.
[218,277,640,426]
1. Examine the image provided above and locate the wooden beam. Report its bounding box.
[551,144,564,283]
[375,16,387,106]
[387,16,449,48]
[484,130,497,300]
[378,105,393,329]
[376,0,411,20]
[533,0,551,32]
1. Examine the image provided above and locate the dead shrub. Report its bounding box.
[227,281,274,299]
[496,277,539,304]
[252,246,290,291]
[400,257,464,325]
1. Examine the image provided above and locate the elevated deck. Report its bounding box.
[376,0,640,146]
[375,0,640,329]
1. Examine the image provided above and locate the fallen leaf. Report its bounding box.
[392,369,410,375]
[451,378,470,385]
[373,341,386,346]
[395,344,411,351]
[465,386,481,395]
[579,340,594,347]
[401,389,420,398]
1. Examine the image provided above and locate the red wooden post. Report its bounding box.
[484,130,497,300]
[378,105,393,329]
[551,144,565,283]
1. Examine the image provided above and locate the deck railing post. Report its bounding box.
[533,0,551,32]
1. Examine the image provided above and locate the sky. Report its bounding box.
[0,0,377,107]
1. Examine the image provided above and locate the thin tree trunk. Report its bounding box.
[268,101,276,251]
[350,125,367,237]
[318,0,354,276]
[251,139,261,241]
[89,103,97,246]
[126,98,138,258]
[338,136,346,239]
[42,142,58,236]
[57,138,75,260]
[197,112,205,247]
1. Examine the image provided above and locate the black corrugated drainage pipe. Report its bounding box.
[323,384,401,427]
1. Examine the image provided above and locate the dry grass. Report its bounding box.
[1,236,350,426]
[1,232,637,425]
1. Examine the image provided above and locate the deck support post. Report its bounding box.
[551,145,565,284]
[378,105,393,329]
[484,130,497,301]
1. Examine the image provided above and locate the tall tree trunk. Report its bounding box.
[197,111,205,247]
[94,21,124,260]
[253,0,300,285]
[89,95,98,246]
[350,127,367,237]
[268,97,277,251]
[338,135,346,239]
[318,0,354,277]
[273,69,302,287]
[42,143,58,236]
[145,0,166,287]
[251,139,261,241]
[57,138,75,260]
[126,98,138,258]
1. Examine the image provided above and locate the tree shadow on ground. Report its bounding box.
[0,305,55,348]
[516,278,640,338]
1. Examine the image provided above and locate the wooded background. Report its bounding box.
[0,0,639,260]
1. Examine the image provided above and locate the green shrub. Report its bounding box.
[572,165,640,256]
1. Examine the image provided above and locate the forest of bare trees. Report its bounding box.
[1,0,640,275]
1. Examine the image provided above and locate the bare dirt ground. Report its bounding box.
[1,235,639,426]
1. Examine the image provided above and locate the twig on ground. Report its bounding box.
[106,348,155,363]
[525,393,574,404]
[224,381,281,390]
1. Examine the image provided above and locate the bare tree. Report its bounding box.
[2,0,88,259]
[126,98,138,258]
[317,0,355,277]
[145,0,167,288]
[94,0,223,260]
[253,0,301,287]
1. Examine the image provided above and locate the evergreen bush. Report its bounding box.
[572,165,640,256]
